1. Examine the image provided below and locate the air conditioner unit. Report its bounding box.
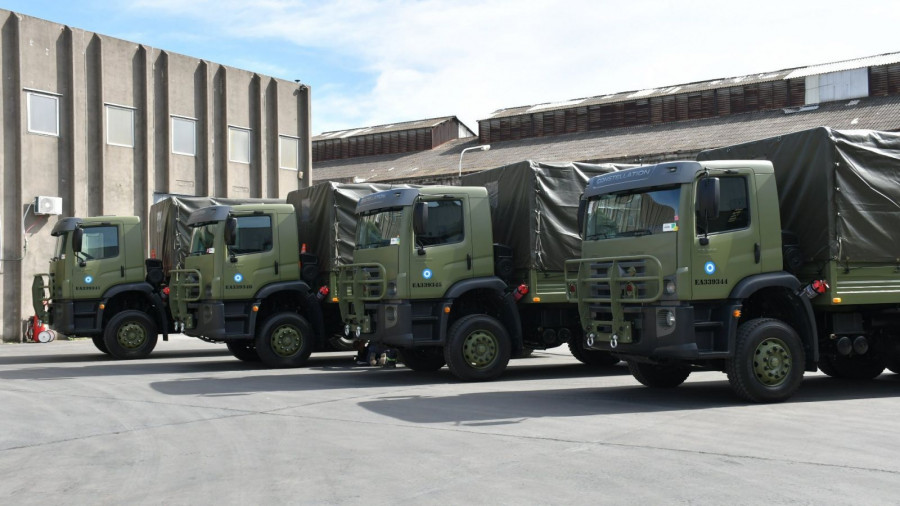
[34,196,63,215]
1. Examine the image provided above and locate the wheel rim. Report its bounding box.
[462,330,498,369]
[117,322,147,349]
[753,337,792,386]
[271,324,303,357]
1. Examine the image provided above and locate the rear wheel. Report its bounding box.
[444,314,510,381]
[226,341,260,362]
[628,361,691,388]
[399,347,446,371]
[255,313,313,368]
[818,354,884,380]
[92,335,111,355]
[103,310,158,359]
[569,338,619,367]
[726,318,804,403]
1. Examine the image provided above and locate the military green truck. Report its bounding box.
[336,161,623,381]
[166,183,412,367]
[32,216,170,359]
[566,128,900,402]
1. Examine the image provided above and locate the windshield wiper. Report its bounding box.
[619,229,653,237]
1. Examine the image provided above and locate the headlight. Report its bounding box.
[665,280,676,295]
[665,310,676,327]
[387,281,398,296]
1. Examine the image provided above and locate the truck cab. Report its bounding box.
[338,187,527,381]
[567,160,819,402]
[168,204,325,367]
[32,216,168,358]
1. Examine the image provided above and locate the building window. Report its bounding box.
[27,91,59,136]
[172,116,197,156]
[229,126,251,164]
[106,105,135,147]
[279,135,299,170]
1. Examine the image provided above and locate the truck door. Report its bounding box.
[75,224,123,298]
[692,173,762,299]
[409,196,473,299]
[223,214,280,299]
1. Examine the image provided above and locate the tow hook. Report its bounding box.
[610,334,619,349]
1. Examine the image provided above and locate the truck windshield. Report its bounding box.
[54,233,68,259]
[189,224,218,255]
[356,209,403,249]
[585,187,681,240]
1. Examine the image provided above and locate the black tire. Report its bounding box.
[254,313,314,368]
[627,360,691,388]
[92,335,111,355]
[103,310,159,359]
[399,347,446,371]
[226,341,260,362]
[726,318,805,403]
[818,354,884,380]
[569,338,620,367]
[444,314,511,381]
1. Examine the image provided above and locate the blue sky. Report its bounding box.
[4,1,898,135]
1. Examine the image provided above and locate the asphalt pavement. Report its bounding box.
[1,335,899,505]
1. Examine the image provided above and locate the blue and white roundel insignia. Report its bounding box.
[422,269,433,280]
[234,273,244,283]
[704,261,716,276]
[84,275,94,284]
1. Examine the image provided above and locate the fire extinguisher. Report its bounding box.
[25,315,56,343]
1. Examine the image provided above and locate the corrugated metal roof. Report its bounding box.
[485,51,900,121]
[313,116,473,141]
[785,52,900,79]
[312,95,900,183]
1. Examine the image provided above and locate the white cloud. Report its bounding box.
[134,0,900,134]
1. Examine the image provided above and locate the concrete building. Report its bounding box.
[313,51,900,184]
[0,9,311,341]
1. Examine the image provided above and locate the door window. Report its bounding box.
[231,215,273,255]
[81,226,119,260]
[697,177,749,235]
[418,200,464,247]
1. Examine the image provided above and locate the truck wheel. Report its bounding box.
[92,336,111,355]
[444,314,511,381]
[627,361,691,388]
[569,338,619,367]
[226,341,260,362]
[103,310,159,360]
[818,354,884,380]
[726,318,804,403]
[399,347,445,371]
[255,313,313,368]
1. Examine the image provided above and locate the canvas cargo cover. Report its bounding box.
[698,127,900,263]
[287,182,417,271]
[461,160,626,271]
[150,196,281,273]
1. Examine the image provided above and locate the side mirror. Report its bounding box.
[72,227,84,253]
[576,199,587,239]
[413,202,428,236]
[697,177,721,219]
[224,216,237,246]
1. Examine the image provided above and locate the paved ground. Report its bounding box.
[1,335,899,505]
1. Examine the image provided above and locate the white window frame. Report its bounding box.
[279,134,300,170]
[26,90,60,137]
[105,103,135,148]
[171,115,197,156]
[228,126,251,164]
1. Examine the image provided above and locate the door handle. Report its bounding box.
[467,254,472,270]
[754,243,761,264]
[274,261,279,275]
[121,266,125,277]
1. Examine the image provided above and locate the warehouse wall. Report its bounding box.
[0,10,312,341]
